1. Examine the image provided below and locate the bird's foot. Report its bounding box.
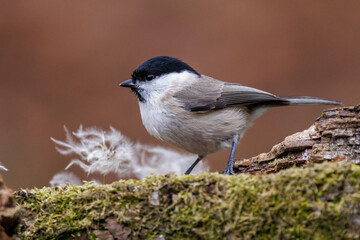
[184,168,192,175]
[223,165,235,175]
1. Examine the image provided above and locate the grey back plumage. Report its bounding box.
[174,75,288,112]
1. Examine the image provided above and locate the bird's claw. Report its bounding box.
[223,166,235,175]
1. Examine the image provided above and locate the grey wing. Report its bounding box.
[174,76,288,112]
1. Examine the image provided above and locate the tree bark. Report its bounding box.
[235,104,360,174]
[0,175,20,240]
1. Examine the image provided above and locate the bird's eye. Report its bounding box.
[145,75,155,81]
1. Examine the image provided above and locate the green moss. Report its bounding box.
[16,162,360,239]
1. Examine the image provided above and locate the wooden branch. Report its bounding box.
[235,105,360,174]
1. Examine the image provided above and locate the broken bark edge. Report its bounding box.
[235,104,360,174]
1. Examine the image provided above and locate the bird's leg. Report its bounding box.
[224,139,238,175]
[184,156,203,175]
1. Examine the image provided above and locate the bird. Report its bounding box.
[119,56,341,175]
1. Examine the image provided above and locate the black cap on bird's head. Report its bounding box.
[120,56,200,88]
[132,56,200,81]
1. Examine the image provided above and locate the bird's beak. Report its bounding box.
[119,79,135,88]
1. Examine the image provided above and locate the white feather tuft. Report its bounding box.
[51,126,209,181]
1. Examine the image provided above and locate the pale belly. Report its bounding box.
[139,103,252,156]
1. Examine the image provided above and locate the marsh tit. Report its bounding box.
[120,56,341,175]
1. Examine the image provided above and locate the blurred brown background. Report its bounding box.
[0,1,359,189]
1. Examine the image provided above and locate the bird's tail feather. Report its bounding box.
[283,96,342,106]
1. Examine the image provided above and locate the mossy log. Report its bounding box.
[14,162,360,239]
[13,105,360,239]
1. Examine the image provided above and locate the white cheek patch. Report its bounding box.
[139,71,198,103]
